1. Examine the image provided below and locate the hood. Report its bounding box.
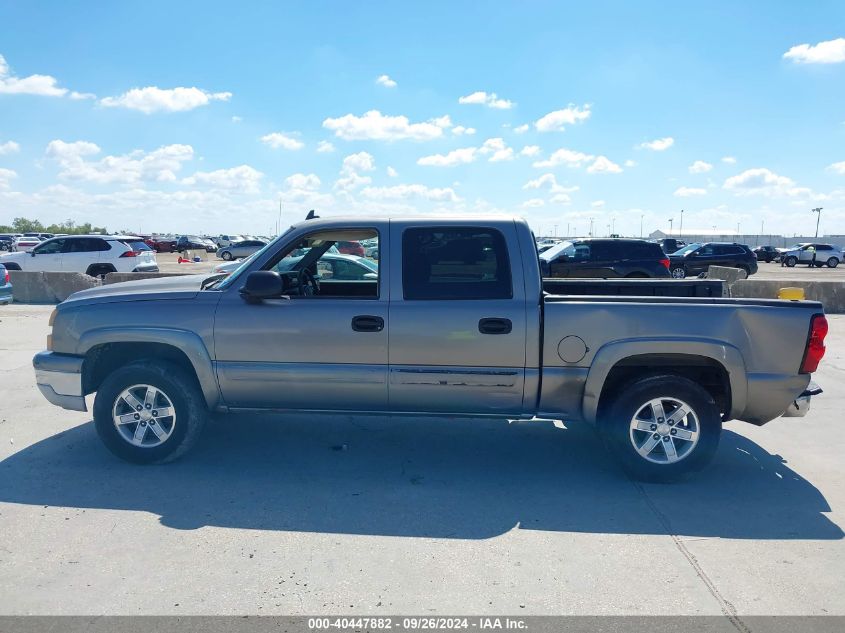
[0,252,27,263]
[63,273,209,306]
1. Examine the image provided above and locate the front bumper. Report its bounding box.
[33,351,87,412]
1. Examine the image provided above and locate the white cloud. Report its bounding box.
[523,173,578,194]
[0,167,17,189]
[722,167,822,199]
[335,151,376,190]
[826,161,845,174]
[260,132,305,150]
[45,140,194,184]
[231,116,242,123]
[489,148,514,162]
[458,91,515,109]
[550,193,572,205]
[322,110,450,141]
[689,160,713,174]
[284,173,321,190]
[783,38,845,64]
[520,145,540,157]
[417,147,477,167]
[360,183,459,202]
[721,156,737,164]
[514,124,530,134]
[624,159,637,168]
[521,198,545,209]
[452,125,476,136]
[639,137,674,151]
[587,156,623,174]
[0,140,20,155]
[0,53,71,97]
[316,140,335,153]
[591,200,606,208]
[376,74,397,88]
[533,148,595,168]
[477,138,514,162]
[100,86,231,113]
[674,186,707,197]
[534,105,591,132]
[182,165,264,194]
[69,91,96,100]
[386,166,398,178]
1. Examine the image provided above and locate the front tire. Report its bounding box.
[600,375,721,482]
[221,251,233,261]
[784,256,798,267]
[93,360,207,464]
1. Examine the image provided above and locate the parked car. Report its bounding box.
[23,232,54,240]
[215,234,245,248]
[752,245,779,263]
[33,215,826,481]
[0,235,158,277]
[216,239,267,261]
[176,236,216,253]
[539,238,671,278]
[0,264,11,305]
[147,236,178,253]
[654,238,687,254]
[335,240,365,257]
[780,243,843,268]
[12,236,42,252]
[0,234,17,251]
[668,242,758,279]
[365,244,380,259]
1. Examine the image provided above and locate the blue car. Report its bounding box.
[0,264,11,305]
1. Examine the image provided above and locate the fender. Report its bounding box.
[581,337,747,423]
[77,327,222,409]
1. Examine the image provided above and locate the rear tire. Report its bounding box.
[93,360,207,464]
[826,258,838,268]
[670,266,686,279]
[86,265,115,280]
[600,375,721,482]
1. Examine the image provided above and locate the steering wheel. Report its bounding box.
[297,268,320,296]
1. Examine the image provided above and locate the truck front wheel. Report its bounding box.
[601,375,721,482]
[93,360,207,464]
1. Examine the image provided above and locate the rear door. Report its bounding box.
[62,238,106,272]
[388,222,528,415]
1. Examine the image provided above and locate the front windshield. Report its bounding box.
[672,243,701,256]
[539,240,573,261]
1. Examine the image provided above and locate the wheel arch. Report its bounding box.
[79,328,221,408]
[582,338,747,424]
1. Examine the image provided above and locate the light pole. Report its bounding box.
[589,217,594,237]
[640,214,644,238]
[679,209,684,236]
[812,207,823,238]
[668,218,674,236]
[611,217,616,236]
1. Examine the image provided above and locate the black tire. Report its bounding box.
[600,374,722,482]
[784,256,798,267]
[826,258,838,268]
[93,360,207,464]
[86,265,115,280]
[670,266,686,279]
[738,265,750,276]
[221,251,233,261]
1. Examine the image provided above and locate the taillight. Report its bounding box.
[800,314,828,374]
[120,250,141,258]
[3,269,8,284]
[660,258,670,269]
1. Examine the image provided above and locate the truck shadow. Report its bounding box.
[0,414,841,540]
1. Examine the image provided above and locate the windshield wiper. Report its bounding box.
[201,273,228,290]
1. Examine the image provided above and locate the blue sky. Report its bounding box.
[1,0,844,236]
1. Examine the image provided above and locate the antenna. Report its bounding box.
[305,209,319,220]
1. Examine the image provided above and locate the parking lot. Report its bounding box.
[0,304,842,616]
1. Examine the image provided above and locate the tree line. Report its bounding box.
[0,217,109,235]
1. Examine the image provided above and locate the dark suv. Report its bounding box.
[752,245,778,263]
[539,238,671,278]
[668,242,758,278]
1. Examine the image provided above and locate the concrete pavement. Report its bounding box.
[0,304,842,616]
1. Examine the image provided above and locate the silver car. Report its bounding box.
[216,239,268,261]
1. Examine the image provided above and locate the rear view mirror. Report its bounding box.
[239,271,284,302]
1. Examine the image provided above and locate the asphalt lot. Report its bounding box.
[0,304,842,616]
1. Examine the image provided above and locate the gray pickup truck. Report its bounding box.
[33,216,828,481]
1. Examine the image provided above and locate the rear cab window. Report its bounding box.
[402,227,512,300]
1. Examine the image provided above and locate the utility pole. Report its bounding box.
[277,199,283,236]
[737,222,740,236]
[611,217,616,236]
[679,209,684,236]
[668,218,674,236]
[589,217,594,237]
[566,222,570,237]
[812,207,823,238]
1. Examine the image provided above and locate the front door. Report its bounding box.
[387,223,528,415]
[213,226,389,411]
[28,238,65,271]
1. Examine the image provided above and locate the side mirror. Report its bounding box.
[239,271,284,302]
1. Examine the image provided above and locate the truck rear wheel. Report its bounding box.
[601,375,721,482]
[93,360,207,464]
